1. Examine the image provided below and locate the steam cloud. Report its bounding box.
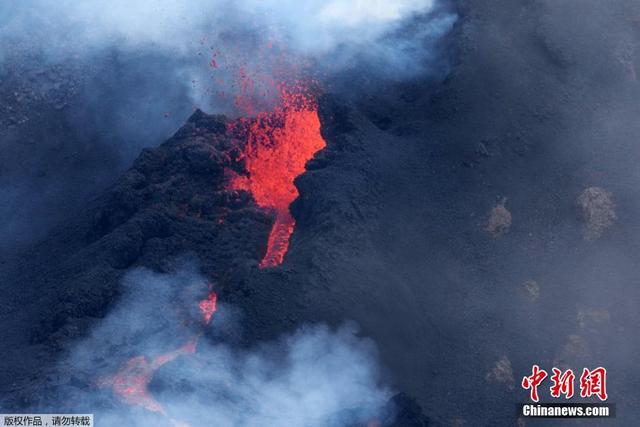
[56,266,390,426]
[1,0,454,75]
[1,0,456,102]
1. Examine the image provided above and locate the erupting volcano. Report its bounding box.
[101,49,326,421]
[229,83,326,267]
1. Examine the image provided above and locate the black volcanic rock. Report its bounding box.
[383,393,431,427]
[0,110,278,408]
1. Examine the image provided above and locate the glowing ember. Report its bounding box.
[230,84,326,267]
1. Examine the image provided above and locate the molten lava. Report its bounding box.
[102,291,218,421]
[110,342,196,415]
[230,84,326,267]
[198,291,217,324]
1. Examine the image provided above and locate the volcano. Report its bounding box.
[3,0,640,425]
[0,85,431,425]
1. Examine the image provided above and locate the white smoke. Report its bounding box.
[57,267,390,427]
[0,0,455,74]
[238,0,440,53]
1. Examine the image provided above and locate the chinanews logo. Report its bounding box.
[519,365,614,418]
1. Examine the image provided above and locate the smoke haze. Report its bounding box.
[55,267,390,427]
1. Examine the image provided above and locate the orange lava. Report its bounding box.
[230,84,326,267]
[103,291,218,419]
[198,291,218,324]
[110,342,196,415]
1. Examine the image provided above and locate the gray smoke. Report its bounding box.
[56,266,390,426]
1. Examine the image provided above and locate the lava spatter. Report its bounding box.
[229,84,326,268]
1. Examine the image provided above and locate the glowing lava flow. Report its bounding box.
[198,291,218,324]
[109,342,196,415]
[102,292,217,420]
[230,84,326,268]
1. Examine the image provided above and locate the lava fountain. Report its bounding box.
[229,83,326,267]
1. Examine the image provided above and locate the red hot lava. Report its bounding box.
[101,291,218,420]
[199,291,217,324]
[109,342,196,415]
[230,84,326,267]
